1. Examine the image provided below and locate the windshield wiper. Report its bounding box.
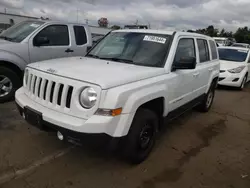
[0,36,13,41]
[100,57,134,64]
[85,54,101,59]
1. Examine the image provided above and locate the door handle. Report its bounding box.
[193,72,200,77]
[65,48,74,53]
[208,68,213,72]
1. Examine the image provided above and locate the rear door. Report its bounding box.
[192,38,216,98]
[70,25,92,56]
[29,24,71,62]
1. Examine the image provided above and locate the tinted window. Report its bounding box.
[35,25,69,46]
[174,38,196,63]
[74,26,87,45]
[197,39,210,63]
[219,48,248,62]
[209,40,218,60]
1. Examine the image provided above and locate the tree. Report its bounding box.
[110,25,121,30]
[98,17,109,28]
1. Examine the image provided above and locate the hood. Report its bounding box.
[28,57,166,89]
[0,39,14,44]
[220,60,246,70]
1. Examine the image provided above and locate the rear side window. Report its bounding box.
[174,38,196,63]
[197,39,210,63]
[209,40,218,60]
[74,26,87,45]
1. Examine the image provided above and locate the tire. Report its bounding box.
[122,108,158,164]
[238,75,247,90]
[0,66,21,103]
[197,82,216,112]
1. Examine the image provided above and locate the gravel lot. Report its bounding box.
[0,84,250,188]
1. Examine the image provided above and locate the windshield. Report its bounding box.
[0,21,44,43]
[218,48,248,62]
[87,32,171,67]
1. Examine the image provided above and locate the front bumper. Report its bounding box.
[15,87,132,137]
[218,71,245,87]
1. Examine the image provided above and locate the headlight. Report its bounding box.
[24,69,29,86]
[79,87,97,109]
[228,66,246,73]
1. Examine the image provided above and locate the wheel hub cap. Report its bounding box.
[206,90,213,108]
[0,75,12,97]
[139,125,154,149]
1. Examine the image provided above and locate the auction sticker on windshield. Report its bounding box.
[30,24,40,28]
[143,35,166,44]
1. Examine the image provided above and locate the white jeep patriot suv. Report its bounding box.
[15,30,220,164]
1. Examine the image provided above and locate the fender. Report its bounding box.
[0,50,28,71]
[106,82,168,137]
[207,69,219,93]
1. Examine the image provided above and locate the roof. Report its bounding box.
[0,12,38,19]
[213,37,228,40]
[233,43,249,45]
[113,29,213,38]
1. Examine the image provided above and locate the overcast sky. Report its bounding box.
[0,0,249,31]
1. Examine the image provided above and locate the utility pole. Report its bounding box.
[77,9,79,23]
[4,8,7,14]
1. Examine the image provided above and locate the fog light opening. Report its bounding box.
[57,131,64,141]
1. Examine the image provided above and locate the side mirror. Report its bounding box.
[34,36,49,46]
[172,56,196,70]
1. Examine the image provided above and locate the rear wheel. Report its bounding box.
[122,108,158,164]
[0,66,21,103]
[197,82,216,112]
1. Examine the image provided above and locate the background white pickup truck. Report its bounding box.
[0,20,92,102]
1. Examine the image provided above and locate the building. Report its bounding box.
[0,12,38,31]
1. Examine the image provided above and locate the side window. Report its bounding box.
[34,25,69,46]
[73,26,87,45]
[174,38,196,63]
[197,39,210,63]
[209,40,218,60]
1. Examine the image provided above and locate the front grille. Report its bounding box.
[26,73,74,109]
[219,77,225,81]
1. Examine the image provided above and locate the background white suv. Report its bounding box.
[15,30,220,164]
[218,46,250,89]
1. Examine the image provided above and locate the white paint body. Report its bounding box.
[218,47,250,87]
[15,30,220,137]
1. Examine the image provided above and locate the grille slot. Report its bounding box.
[50,82,56,103]
[66,86,73,108]
[57,84,64,106]
[43,80,48,100]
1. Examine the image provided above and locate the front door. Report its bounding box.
[29,24,72,63]
[168,37,197,112]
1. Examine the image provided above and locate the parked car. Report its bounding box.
[231,43,250,48]
[0,20,92,103]
[213,37,230,47]
[15,30,220,164]
[218,46,250,89]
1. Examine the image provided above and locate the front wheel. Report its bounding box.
[238,75,247,90]
[0,66,21,103]
[122,109,158,164]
